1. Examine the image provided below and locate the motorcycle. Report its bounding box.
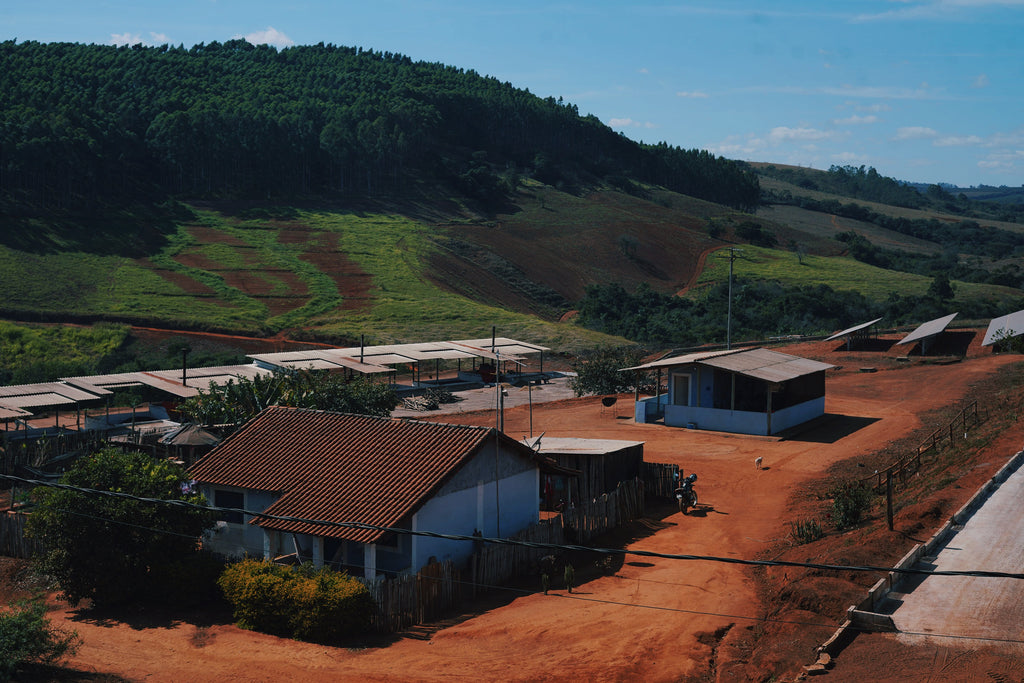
[675,472,698,514]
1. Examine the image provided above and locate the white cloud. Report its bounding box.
[238,27,294,48]
[972,73,990,88]
[110,32,142,47]
[978,149,1024,172]
[609,118,657,129]
[856,103,892,112]
[833,115,879,125]
[676,91,709,98]
[934,135,983,146]
[768,126,841,143]
[109,31,173,47]
[638,68,650,74]
[854,0,1024,22]
[831,152,871,165]
[894,126,939,140]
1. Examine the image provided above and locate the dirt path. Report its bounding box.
[38,341,1024,682]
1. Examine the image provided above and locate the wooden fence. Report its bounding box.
[862,400,983,491]
[362,477,648,633]
[641,461,680,499]
[0,511,43,559]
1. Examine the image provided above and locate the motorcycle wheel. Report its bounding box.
[678,496,686,514]
[688,491,698,510]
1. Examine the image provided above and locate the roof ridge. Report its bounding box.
[265,404,491,431]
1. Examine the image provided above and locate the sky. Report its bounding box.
[3,1,1023,188]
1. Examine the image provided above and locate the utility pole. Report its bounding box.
[720,247,743,350]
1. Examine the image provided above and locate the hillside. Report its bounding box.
[2,42,1024,354]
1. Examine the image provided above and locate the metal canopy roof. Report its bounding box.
[0,382,107,409]
[451,337,550,354]
[623,347,834,382]
[897,312,959,346]
[824,317,884,342]
[0,404,32,420]
[251,336,544,372]
[700,348,835,382]
[982,310,1024,346]
[621,348,744,372]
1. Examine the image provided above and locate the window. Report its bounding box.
[214,489,245,524]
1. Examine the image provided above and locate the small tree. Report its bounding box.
[179,369,399,428]
[0,596,80,680]
[569,347,644,397]
[27,448,216,607]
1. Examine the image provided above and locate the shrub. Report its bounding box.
[0,597,80,680]
[828,481,873,530]
[218,559,375,643]
[790,518,823,544]
[26,448,216,608]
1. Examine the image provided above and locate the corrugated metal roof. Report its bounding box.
[824,317,884,342]
[522,436,644,455]
[621,348,745,372]
[622,347,833,382]
[701,348,834,382]
[250,337,545,372]
[0,404,33,419]
[451,337,550,353]
[982,310,1024,346]
[897,312,959,346]
[189,407,535,544]
[0,382,107,408]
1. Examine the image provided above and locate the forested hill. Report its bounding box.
[0,40,758,218]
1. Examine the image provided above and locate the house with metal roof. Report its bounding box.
[188,406,550,579]
[623,348,834,436]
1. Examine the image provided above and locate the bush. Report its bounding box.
[26,448,216,608]
[790,518,823,544]
[828,481,873,530]
[0,597,80,680]
[218,559,375,643]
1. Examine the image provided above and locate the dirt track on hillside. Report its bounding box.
[11,333,1024,681]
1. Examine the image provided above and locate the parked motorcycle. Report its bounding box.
[675,472,698,514]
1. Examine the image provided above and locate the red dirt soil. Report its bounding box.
[7,332,1024,681]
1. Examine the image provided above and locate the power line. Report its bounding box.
[7,473,1024,581]
[16,474,1024,649]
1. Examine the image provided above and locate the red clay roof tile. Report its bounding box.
[189,406,510,544]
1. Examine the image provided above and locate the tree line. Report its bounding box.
[573,279,1009,347]
[759,163,1022,222]
[0,40,760,219]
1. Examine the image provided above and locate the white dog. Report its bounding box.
[754,456,763,470]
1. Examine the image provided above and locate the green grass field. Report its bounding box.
[695,244,1022,310]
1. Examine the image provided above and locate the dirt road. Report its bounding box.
[34,338,1024,682]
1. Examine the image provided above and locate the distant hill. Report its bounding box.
[0,39,758,234]
[1,41,1022,351]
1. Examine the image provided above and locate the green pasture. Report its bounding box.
[695,245,1022,308]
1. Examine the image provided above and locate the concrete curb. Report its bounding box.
[815,448,1024,661]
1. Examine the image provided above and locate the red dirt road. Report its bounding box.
[29,337,1024,681]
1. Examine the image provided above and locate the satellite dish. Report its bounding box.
[601,396,618,407]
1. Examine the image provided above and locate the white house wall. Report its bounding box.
[413,467,538,570]
[200,486,279,559]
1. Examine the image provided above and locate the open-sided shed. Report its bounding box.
[625,347,834,436]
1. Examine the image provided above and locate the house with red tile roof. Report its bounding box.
[189,405,551,579]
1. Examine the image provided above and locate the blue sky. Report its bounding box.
[4,1,1023,188]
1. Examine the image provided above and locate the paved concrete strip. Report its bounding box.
[890,464,1024,644]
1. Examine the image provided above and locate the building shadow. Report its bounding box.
[784,414,881,444]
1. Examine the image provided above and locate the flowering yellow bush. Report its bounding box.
[218,559,374,642]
